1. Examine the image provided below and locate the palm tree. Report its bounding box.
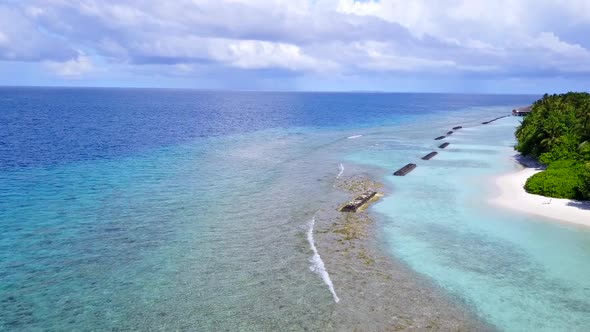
[579,100,590,139]
[578,101,590,160]
[540,112,565,151]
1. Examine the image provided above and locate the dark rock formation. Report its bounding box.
[421,152,438,160]
[393,163,417,176]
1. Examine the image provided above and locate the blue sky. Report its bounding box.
[1,0,590,93]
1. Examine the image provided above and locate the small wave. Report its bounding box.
[336,163,344,179]
[306,214,340,303]
[347,134,363,139]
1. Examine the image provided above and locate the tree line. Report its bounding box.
[515,92,590,199]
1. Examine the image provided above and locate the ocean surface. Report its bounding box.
[1,88,589,331]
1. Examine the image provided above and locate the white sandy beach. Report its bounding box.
[490,163,590,227]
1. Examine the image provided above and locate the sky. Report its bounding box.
[1,0,590,93]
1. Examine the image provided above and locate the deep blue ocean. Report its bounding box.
[1,88,589,331]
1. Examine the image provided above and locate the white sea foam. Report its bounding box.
[347,134,363,139]
[336,163,344,179]
[306,214,340,303]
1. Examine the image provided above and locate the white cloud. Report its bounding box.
[337,0,437,36]
[46,54,93,77]
[353,41,455,71]
[1,0,590,82]
[0,4,76,61]
[0,31,7,46]
[215,40,336,71]
[529,32,590,57]
[336,0,590,40]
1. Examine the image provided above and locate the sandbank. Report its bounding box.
[490,158,590,227]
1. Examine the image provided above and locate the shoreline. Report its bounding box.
[489,155,590,227]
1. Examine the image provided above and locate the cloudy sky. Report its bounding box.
[1,0,590,93]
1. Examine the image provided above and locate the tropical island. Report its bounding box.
[491,92,590,225]
[515,92,590,199]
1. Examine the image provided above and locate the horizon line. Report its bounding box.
[0,84,542,96]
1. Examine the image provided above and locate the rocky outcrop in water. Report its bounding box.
[340,191,378,212]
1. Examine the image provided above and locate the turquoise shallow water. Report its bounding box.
[348,115,590,331]
[2,89,589,331]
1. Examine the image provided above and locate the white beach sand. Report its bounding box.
[490,162,590,227]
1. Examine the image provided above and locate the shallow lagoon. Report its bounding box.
[2,89,588,331]
[349,116,590,331]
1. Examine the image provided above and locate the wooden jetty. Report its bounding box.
[393,163,417,176]
[482,115,510,124]
[446,131,453,135]
[452,126,462,130]
[439,142,450,149]
[421,152,438,160]
[339,191,378,212]
[434,136,446,140]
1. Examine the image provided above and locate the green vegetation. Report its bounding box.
[524,161,586,199]
[515,92,590,200]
